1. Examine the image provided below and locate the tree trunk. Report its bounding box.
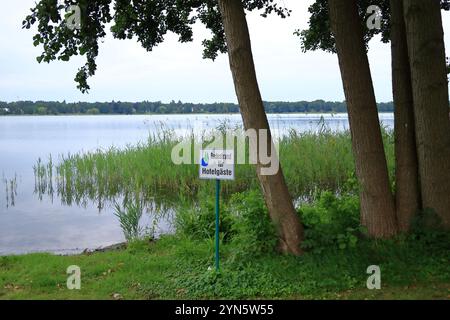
[390,0,421,232]
[217,0,304,254]
[328,0,398,237]
[403,0,450,228]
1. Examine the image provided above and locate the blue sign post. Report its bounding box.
[199,149,235,272]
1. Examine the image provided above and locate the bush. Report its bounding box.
[175,189,277,258]
[227,190,277,258]
[298,191,363,253]
[409,208,450,249]
[174,189,234,241]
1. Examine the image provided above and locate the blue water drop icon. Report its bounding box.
[201,153,209,167]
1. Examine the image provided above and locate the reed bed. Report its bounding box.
[33,126,395,207]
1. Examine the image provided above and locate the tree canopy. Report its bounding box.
[23,0,290,93]
[298,0,450,53]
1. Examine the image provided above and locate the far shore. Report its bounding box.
[0,111,394,117]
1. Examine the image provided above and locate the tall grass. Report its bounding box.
[113,198,148,241]
[34,126,395,207]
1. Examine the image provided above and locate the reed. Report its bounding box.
[34,126,395,207]
[113,198,146,241]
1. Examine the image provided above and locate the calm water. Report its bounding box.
[0,113,394,255]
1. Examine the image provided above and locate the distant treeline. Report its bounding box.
[0,100,395,115]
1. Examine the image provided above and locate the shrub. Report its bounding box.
[409,208,450,249]
[227,190,277,258]
[174,189,234,241]
[298,191,363,253]
[175,189,277,258]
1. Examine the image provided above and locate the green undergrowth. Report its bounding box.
[0,233,448,300]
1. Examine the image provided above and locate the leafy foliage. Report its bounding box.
[409,208,450,249]
[21,0,450,90]
[176,187,365,257]
[298,191,363,253]
[446,57,450,75]
[227,190,277,258]
[297,0,390,53]
[298,0,450,53]
[175,188,234,242]
[22,0,113,92]
[23,0,290,92]
[442,0,450,10]
[175,189,276,258]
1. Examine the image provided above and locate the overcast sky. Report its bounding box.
[0,1,449,103]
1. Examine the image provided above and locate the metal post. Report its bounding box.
[215,179,220,271]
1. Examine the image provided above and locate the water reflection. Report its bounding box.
[33,157,177,213]
[32,157,175,245]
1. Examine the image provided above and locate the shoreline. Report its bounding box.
[0,242,128,257]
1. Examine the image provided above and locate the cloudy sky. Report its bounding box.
[0,1,449,103]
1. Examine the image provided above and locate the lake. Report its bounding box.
[0,113,394,255]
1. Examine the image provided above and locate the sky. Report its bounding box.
[0,0,449,104]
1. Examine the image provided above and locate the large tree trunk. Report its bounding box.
[403,0,450,228]
[390,0,421,232]
[328,0,398,237]
[217,0,304,255]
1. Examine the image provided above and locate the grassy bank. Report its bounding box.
[1,235,449,300]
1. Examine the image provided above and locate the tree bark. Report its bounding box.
[403,0,450,228]
[390,0,421,232]
[328,0,398,237]
[217,0,304,254]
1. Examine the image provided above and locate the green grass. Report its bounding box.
[1,235,448,300]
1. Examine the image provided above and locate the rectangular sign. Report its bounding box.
[199,149,235,180]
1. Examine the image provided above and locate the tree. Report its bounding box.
[327,0,398,237]
[23,0,304,254]
[403,0,450,228]
[297,0,390,54]
[86,107,100,115]
[36,105,48,115]
[217,0,303,254]
[300,0,450,232]
[389,0,420,231]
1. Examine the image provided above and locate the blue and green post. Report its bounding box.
[215,179,220,271]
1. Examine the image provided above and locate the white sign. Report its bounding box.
[199,149,235,180]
